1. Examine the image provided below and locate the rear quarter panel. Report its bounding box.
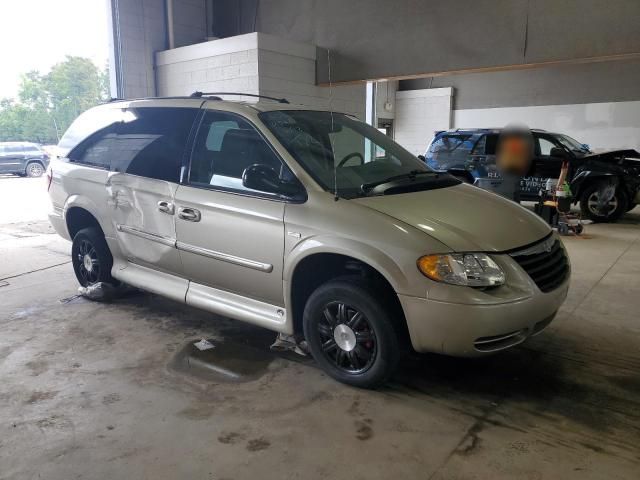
[49,159,115,243]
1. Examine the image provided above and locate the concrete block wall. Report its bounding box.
[394,88,453,155]
[156,35,261,98]
[113,0,166,99]
[257,39,365,118]
[155,33,365,118]
[110,0,207,98]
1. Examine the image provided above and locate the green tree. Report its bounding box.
[0,56,108,144]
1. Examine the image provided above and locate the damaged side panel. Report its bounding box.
[106,172,188,298]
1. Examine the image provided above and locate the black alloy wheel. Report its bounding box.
[303,277,400,388]
[71,227,118,287]
[579,182,628,222]
[76,237,101,285]
[316,301,377,374]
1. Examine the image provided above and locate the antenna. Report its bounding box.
[327,48,339,201]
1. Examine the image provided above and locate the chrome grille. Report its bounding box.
[510,237,569,293]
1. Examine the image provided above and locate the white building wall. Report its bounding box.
[453,101,640,152]
[156,33,365,118]
[394,88,453,155]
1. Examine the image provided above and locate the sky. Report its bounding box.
[0,0,110,99]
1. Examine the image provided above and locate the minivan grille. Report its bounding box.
[510,237,569,293]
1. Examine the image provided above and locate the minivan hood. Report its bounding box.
[353,184,550,252]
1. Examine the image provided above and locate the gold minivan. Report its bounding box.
[48,96,570,388]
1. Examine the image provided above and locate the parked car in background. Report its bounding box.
[424,129,640,222]
[0,142,50,177]
[47,97,570,388]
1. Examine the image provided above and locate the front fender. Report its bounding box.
[571,170,618,199]
[284,234,409,294]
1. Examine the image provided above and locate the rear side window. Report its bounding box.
[59,106,125,157]
[6,145,24,153]
[69,107,198,181]
[110,107,198,182]
[69,128,118,169]
[24,145,42,154]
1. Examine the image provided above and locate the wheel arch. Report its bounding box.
[284,238,409,336]
[24,159,45,173]
[64,196,107,239]
[571,170,620,201]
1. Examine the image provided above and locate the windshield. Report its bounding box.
[555,134,590,153]
[259,110,451,198]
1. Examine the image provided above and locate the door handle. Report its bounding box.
[177,207,201,222]
[157,200,175,215]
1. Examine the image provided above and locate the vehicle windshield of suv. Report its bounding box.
[260,110,458,198]
[555,134,590,154]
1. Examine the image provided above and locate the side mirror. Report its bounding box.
[417,154,426,162]
[549,147,568,159]
[242,164,305,199]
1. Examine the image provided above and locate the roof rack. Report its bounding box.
[190,91,289,104]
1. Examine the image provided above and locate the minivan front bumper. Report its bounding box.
[398,278,569,357]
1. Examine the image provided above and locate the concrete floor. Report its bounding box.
[1,176,639,479]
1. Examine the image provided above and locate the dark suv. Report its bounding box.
[0,142,50,177]
[425,129,640,222]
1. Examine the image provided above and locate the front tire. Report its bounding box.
[303,277,400,388]
[71,227,117,287]
[25,162,44,177]
[579,182,628,223]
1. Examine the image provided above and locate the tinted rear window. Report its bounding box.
[58,106,125,157]
[69,107,198,182]
[112,107,198,182]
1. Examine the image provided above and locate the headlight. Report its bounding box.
[417,253,505,287]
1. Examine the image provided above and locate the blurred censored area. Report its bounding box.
[496,127,535,176]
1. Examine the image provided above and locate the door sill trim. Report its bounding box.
[186,282,288,333]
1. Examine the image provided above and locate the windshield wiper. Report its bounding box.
[360,170,437,194]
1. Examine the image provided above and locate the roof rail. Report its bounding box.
[191,91,289,104]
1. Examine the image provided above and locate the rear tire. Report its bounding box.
[303,276,400,388]
[579,182,628,223]
[71,227,117,287]
[25,162,44,177]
